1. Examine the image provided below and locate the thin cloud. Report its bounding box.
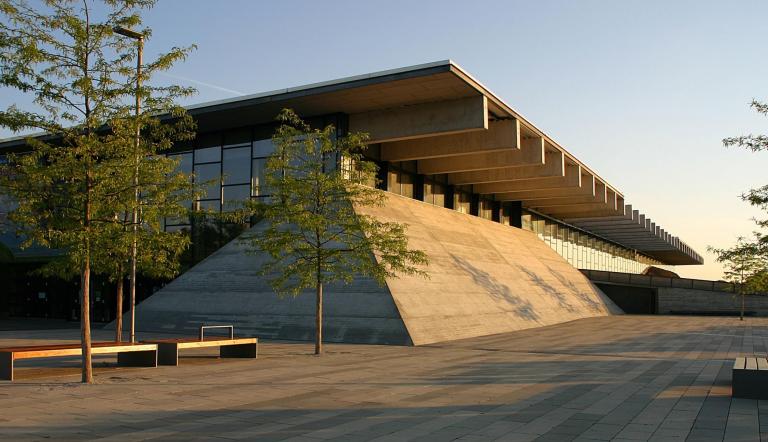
[158,72,244,96]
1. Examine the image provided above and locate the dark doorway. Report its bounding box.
[596,284,657,314]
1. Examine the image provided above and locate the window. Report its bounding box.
[165,225,191,233]
[195,146,221,163]
[252,158,269,196]
[222,146,250,185]
[223,184,251,211]
[387,168,414,198]
[424,180,446,207]
[195,198,220,213]
[194,163,221,200]
[253,139,274,158]
[480,199,493,220]
[169,152,192,174]
[400,172,414,198]
[454,191,471,214]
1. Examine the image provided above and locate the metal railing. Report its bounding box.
[199,325,234,341]
[580,269,737,293]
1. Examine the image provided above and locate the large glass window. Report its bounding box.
[253,139,274,158]
[169,151,193,174]
[223,184,251,211]
[252,158,269,197]
[454,191,471,214]
[520,209,660,274]
[196,198,220,213]
[194,163,221,200]
[424,178,447,208]
[399,172,414,198]
[480,199,494,220]
[222,146,250,185]
[195,146,221,163]
[387,168,414,198]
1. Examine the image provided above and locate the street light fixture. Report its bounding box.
[113,26,143,344]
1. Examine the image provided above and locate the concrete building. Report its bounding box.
[0,61,703,343]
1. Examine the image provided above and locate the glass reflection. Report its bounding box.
[222,147,250,185]
[194,163,221,200]
[195,146,221,163]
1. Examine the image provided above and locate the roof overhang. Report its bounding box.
[0,60,703,265]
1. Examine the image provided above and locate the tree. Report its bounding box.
[709,236,768,320]
[713,99,768,313]
[723,100,768,247]
[240,109,429,355]
[91,117,198,343]
[0,0,195,383]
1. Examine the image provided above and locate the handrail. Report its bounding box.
[580,269,740,294]
[199,325,234,341]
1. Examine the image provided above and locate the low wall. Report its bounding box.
[657,287,768,316]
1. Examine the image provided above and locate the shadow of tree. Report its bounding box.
[515,264,577,313]
[546,267,604,313]
[451,255,539,321]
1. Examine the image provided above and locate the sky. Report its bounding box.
[3,0,768,280]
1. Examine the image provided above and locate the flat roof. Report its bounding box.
[0,61,702,265]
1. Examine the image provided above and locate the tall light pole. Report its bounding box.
[114,26,143,343]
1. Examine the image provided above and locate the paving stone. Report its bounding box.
[2,315,768,441]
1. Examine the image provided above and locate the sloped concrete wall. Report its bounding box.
[132,220,412,345]
[133,192,620,345]
[355,193,622,345]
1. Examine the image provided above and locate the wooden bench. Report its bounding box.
[143,338,258,366]
[733,357,768,399]
[0,342,158,381]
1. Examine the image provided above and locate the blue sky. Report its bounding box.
[4,0,768,279]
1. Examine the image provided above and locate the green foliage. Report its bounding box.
[708,235,768,294]
[723,100,768,240]
[240,109,429,296]
[714,99,768,294]
[0,0,198,381]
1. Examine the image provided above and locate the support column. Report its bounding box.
[445,185,455,210]
[376,161,388,192]
[510,201,523,228]
[414,175,425,202]
[470,194,480,216]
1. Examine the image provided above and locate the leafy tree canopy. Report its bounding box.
[238,109,428,354]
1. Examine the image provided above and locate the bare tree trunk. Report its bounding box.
[315,280,323,355]
[80,253,93,384]
[115,274,123,342]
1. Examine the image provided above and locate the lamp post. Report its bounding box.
[114,26,143,343]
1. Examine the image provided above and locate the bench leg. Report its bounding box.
[117,350,157,367]
[157,343,179,366]
[220,343,258,359]
[0,353,12,381]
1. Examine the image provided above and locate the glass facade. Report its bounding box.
[160,118,669,276]
[522,210,663,273]
[165,135,277,231]
[423,178,446,207]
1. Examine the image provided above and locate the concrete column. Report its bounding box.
[470,194,480,216]
[414,175,425,202]
[510,201,522,228]
[445,185,455,210]
[376,161,388,192]
[492,201,501,222]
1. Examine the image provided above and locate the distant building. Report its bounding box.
[0,61,702,343]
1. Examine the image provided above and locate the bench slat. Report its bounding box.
[758,358,768,371]
[747,358,758,370]
[3,342,157,361]
[177,338,257,350]
[734,357,746,370]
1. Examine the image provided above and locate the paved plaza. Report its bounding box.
[1,315,767,441]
